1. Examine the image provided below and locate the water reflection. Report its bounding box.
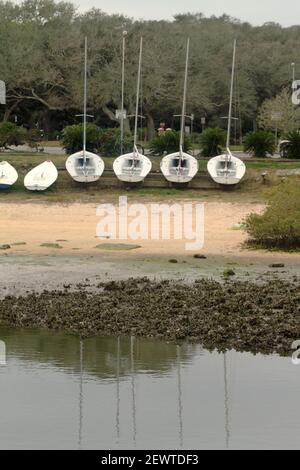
[0,327,299,450]
[78,339,83,450]
[177,345,183,448]
[223,353,230,449]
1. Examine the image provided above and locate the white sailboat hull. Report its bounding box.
[160,152,198,183]
[66,151,105,183]
[24,161,58,191]
[207,154,246,186]
[0,161,18,189]
[113,152,152,183]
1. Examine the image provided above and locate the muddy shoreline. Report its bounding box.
[0,277,299,357]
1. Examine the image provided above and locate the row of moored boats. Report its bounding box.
[0,37,246,191]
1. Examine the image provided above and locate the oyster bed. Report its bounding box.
[0,278,299,356]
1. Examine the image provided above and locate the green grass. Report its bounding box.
[245,160,300,170]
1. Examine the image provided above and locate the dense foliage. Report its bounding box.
[245,181,300,250]
[1,0,300,138]
[98,128,133,156]
[62,123,101,153]
[243,131,275,157]
[280,130,300,159]
[149,130,191,155]
[199,127,226,157]
[0,122,26,148]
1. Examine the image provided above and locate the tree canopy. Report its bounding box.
[0,0,298,138]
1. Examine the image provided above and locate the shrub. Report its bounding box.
[280,130,300,159]
[99,128,133,156]
[62,123,101,154]
[199,127,226,157]
[149,130,191,155]
[25,128,43,150]
[190,132,202,144]
[243,131,275,158]
[0,122,26,148]
[244,180,300,250]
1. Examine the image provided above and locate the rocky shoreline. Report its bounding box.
[0,277,299,357]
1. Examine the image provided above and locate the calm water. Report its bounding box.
[0,327,299,450]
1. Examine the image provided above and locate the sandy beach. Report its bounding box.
[1,200,260,256]
[1,200,300,295]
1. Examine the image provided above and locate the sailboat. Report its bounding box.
[24,160,58,191]
[0,161,18,189]
[0,81,18,190]
[66,37,104,183]
[207,40,246,186]
[113,37,152,183]
[160,38,198,184]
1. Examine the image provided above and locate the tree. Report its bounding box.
[1,4,300,137]
[258,88,300,134]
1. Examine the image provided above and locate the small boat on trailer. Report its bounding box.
[207,149,246,185]
[207,40,246,186]
[24,160,58,191]
[160,38,198,184]
[66,150,104,183]
[113,37,152,183]
[0,161,18,189]
[66,37,104,183]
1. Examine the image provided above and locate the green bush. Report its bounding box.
[243,131,275,158]
[62,123,102,154]
[199,127,226,157]
[0,122,26,148]
[190,132,202,144]
[99,128,133,156]
[149,130,191,155]
[280,130,300,159]
[244,180,300,250]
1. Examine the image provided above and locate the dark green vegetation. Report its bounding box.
[62,123,102,154]
[0,122,26,148]
[243,131,276,158]
[280,131,300,159]
[149,130,191,155]
[0,278,299,356]
[245,181,300,250]
[1,0,300,139]
[98,128,133,156]
[62,125,134,155]
[199,127,227,157]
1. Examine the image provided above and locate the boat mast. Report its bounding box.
[226,39,237,153]
[133,37,143,156]
[120,31,127,156]
[179,38,190,159]
[83,36,88,163]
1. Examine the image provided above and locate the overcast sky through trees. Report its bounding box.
[61,0,300,26]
